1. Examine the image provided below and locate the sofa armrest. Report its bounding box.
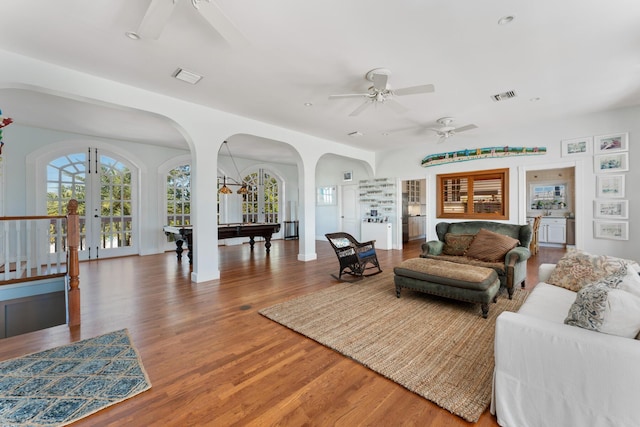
[538,263,556,282]
[493,312,640,426]
[420,240,443,256]
[504,247,530,266]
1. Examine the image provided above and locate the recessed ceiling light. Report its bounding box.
[498,15,515,25]
[304,102,313,107]
[381,132,389,136]
[172,68,203,85]
[348,131,363,137]
[125,31,141,40]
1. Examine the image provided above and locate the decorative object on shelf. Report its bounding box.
[594,151,629,173]
[316,185,337,206]
[359,178,396,217]
[594,132,628,154]
[421,146,546,167]
[594,200,628,219]
[218,140,249,195]
[343,170,353,182]
[0,108,14,155]
[594,220,629,240]
[561,136,592,157]
[596,174,625,198]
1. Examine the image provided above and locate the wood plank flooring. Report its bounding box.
[0,240,565,426]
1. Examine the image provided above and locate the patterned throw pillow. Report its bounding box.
[548,249,629,292]
[464,228,519,262]
[565,266,640,338]
[442,233,475,256]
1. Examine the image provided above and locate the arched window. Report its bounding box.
[242,168,280,224]
[166,164,191,226]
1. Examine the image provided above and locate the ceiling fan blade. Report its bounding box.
[393,84,435,96]
[328,93,370,100]
[349,100,373,117]
[454,124,478,133]
[385,99,408,114]
[197,0,249,47]
[136,0,180,39]
[371,72,388,91]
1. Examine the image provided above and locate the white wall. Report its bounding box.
[376,105,640,260]
[8,123,190,256]
[315,154,373,239]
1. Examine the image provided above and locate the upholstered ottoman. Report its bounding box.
[394,258,500,318]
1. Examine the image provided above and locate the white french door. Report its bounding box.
[340,184,360,239]
[46,148,137,260]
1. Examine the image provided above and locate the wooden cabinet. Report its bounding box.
[408,216,425,240]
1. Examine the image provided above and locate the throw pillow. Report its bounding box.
[464,228,519,262]
[547,249,628,292]
[619,265,640,298]
[442,233,475,256]
[565,266,640,338]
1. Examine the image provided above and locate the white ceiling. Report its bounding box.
[1,0,640,164]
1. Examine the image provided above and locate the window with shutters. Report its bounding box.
[437,168,509,219]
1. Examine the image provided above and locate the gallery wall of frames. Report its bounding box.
[561,132,629,240]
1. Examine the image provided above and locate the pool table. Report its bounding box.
[163,223,281,263]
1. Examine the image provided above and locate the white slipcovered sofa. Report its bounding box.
[492,261,640,427]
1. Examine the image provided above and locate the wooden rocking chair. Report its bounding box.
[325,232,382,281]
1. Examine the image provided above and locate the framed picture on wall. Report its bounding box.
[316,185,337,206]
[594,152,629,173]
[594,200,628,219]
[561,136,592,157]
[594,132,628,154]
[594,220,629,240]
[596,174,625,198]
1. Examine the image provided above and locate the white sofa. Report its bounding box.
[491,263,640,427]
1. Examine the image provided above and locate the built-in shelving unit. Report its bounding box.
[359,178,396,221]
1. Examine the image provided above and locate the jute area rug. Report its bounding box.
[259,271,527,423]
[0,329,151,426]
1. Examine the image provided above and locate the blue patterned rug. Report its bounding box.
[0,329,151,426]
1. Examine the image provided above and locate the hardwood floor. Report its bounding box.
[0,240,565,426]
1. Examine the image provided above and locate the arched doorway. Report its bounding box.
[46,148,138,259]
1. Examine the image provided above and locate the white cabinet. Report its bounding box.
[539,217,566,245]
[361,222,393,250]
[407,180,421,204]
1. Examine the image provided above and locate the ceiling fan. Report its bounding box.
[132,0,247,46]
[329,68,435,116]
[429,117,478,142]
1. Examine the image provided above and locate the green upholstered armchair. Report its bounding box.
[421,221,532,298]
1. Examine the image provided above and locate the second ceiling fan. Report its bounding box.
[329,68,435,116]
[429,117,478,142]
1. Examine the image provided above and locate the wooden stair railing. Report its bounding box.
[67,200,80,326]
[0,199,80,327]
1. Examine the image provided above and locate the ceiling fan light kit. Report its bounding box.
[429,117,478,142]
[329,68,435,117]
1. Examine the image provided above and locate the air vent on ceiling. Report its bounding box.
[491,90,517,102]
[173,68,203,85]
